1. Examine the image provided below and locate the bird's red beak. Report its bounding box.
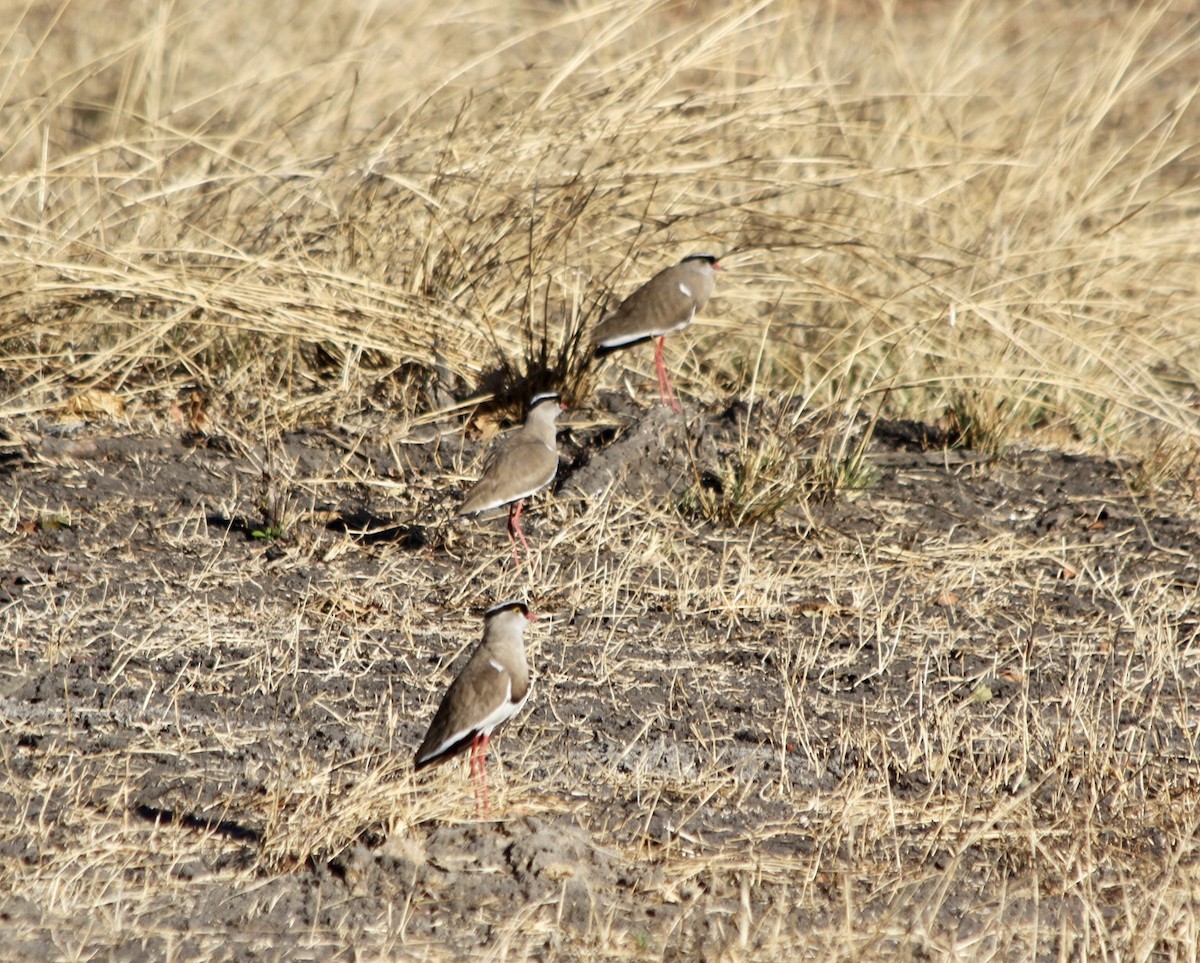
[713,261,724,271]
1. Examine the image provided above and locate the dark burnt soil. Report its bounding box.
[1,395,1199,959]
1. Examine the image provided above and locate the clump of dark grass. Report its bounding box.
[942,388,1023,458]
[682,398,875,527]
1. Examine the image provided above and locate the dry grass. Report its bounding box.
[3,0,1200,959]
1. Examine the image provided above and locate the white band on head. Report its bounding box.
[485,599,528,618]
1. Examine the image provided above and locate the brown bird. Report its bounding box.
[414,600,537,811]
[593,254,722,412]
[459,393,564,568]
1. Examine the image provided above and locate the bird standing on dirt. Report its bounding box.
[593,254,722,412]
[459,393,564,568]
[414,601,537,812]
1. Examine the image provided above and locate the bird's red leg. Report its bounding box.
[469,734,490,815]
[654,336,681,412]
[467,734,491,816]
[469,735,481,779]
[507,499,532,568]
[477,734,491,816]
[506,500,524,569]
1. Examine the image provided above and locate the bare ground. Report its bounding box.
[2,392,1199,960]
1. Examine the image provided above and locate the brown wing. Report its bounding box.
[593,266,701,349]
[414,653,515,770]
[459,437,557,515]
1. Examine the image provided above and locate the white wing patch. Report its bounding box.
[597,330,650,349]
[678,282,692,298]
[489,659,505,673]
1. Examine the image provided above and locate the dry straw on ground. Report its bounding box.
[2,0,1200,959]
